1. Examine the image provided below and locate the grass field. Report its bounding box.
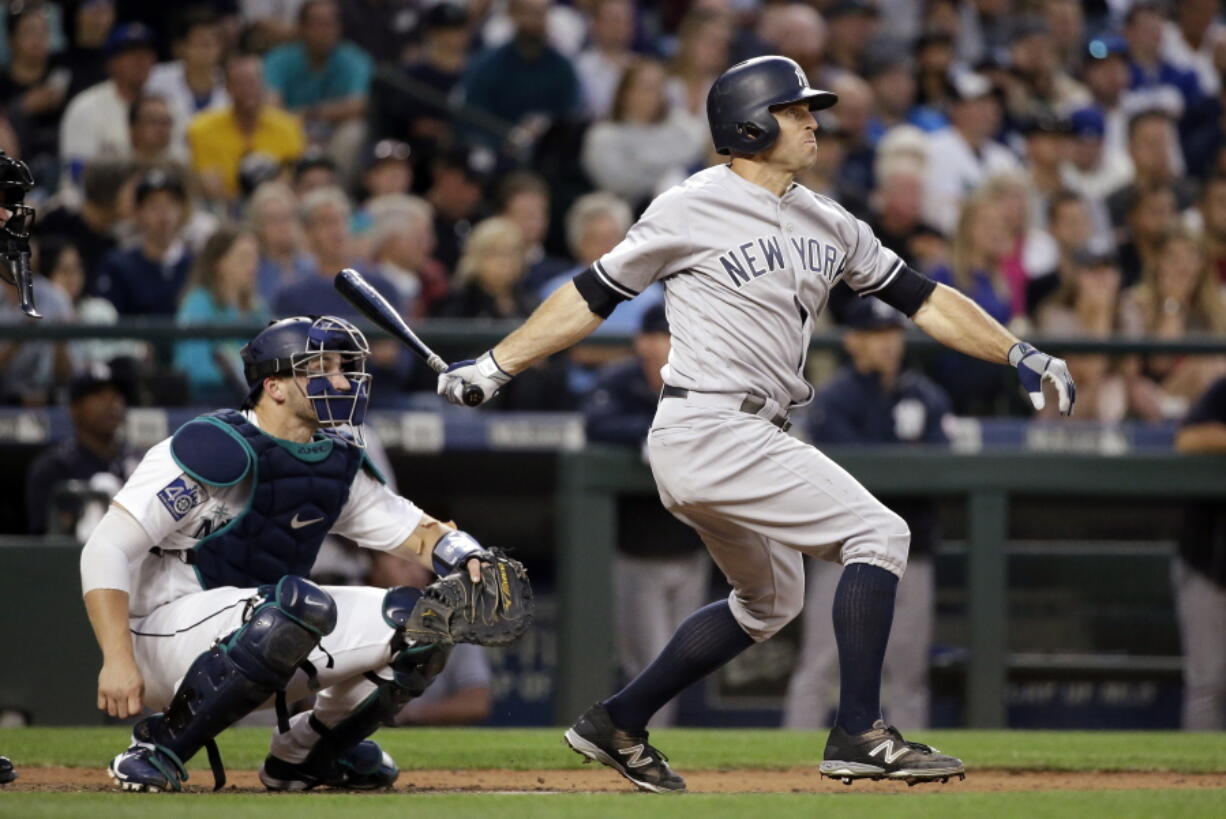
[2,727,1224,818]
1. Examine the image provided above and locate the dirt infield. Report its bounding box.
[10,767,1226,794]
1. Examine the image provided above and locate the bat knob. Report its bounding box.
[461,384,485,407]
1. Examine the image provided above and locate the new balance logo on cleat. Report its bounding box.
[868,740,908,765]
[617,744,653,769]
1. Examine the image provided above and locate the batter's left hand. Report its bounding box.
[437,351,511,407]
[1009,342,1076,415]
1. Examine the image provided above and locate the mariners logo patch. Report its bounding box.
[157,476,204,521]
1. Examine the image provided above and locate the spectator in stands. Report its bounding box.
[1042,0,1085,72]
[0,258,75,407]
[339,0,416,65]
[911,29,956,122]
[58,22,157,191]
[127,94,177,166]
[979,173,1043,319]
[1004,16,1089,117]
[824,0,880,77]
[1034,248,1127,422]
[362,139,412,201]
[93,167,193,317]
[59,0,115,101]
[1120,227,1226,421]
[174,228,268,405]
[497,174,568,295]
[238,0,305,52]
[923,72,1021,234]
[366,2,468,170]
[1200,174,1226,285]
[1173,373,1226,731]
[1020,113,1072,233]
[24,365,134,536]
[1117,182,1178,287]
[582,304,710,726]
[1061,108,1130,241]
[438,216,534,319]
[37,158,134,293]
[755,2,826,85]
[145,9,229,157]
[863,55,928,143]
[291,150,339,197]
[263,0,373,178]
[868,149,928,260]
[1027,190,1095,311]
[427,150,489,275]
[575,0,636,119]
[581,57,706,213]
[36,233,120,368]
[247,181,312,305]
[929,189,1017,413]
[273,185,399,318]
[828,73,877,201]
[1106,109,1196,231]
[0,3,70,181]
[1075,35,1140,177]
[1163,0,1224,101]
[666,9,731,121]
[461,0,581,146]
[188,54,307,203]
[784,298,949,732]
[366,194,449,318]
[368,559,492,727]
[1123,3,1202,115]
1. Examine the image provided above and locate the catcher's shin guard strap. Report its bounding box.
[304,643,451,770]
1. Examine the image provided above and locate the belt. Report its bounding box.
[660,385,792,432]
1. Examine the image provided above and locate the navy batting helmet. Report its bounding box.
[707,56,838,156]
[240,315,372,443]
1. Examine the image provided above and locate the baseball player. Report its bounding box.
[439,56,1074,792]
[82,315,531,793]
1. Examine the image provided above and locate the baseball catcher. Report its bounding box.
[0,150,39,317]
[81,315,532,793]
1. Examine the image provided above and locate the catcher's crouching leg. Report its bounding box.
[260,586,450,791]
[109,577,337,793]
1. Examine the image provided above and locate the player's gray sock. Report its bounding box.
[833,562,899,735]
[602,599,754,732]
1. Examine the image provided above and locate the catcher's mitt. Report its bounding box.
[402,549,534,647]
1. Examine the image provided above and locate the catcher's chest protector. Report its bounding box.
[171,409,366,589]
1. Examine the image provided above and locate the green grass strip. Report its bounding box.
[3,790,1226,819]
[2,727,1224,773]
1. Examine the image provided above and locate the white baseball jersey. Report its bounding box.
[106,410,422,617]
[592,164,904,409]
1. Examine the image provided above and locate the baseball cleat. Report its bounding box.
[259,740,399,791]
[0,755,16,785]
[819,720,965,786]
[564,703,686,793]
[108,742,189,793]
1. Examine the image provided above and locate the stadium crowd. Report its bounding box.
[0,0,1223,421]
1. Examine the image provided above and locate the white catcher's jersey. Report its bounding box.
[112,412,422,617]
[594,164,904,408]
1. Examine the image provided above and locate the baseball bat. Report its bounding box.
[334,268,485,406]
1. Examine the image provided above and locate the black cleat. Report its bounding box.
[819,720,965,786]
[259,740,399,791]
[564,703,686,793]
[0,756,15,785]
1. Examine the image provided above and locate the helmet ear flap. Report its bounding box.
[736,121,765,141]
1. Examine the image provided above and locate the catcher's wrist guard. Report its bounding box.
[432,530,491,576]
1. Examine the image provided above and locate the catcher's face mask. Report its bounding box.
[0,151,38,317]
[291,317,372,447]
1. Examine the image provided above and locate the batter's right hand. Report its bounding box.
[98,657,144,719]
[437,351,511,407]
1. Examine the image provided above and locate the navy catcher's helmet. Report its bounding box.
[240,315,372,444]
[707,56,838,156]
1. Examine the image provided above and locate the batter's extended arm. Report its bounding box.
[912,283,1075,414]
[437,282,604,405]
